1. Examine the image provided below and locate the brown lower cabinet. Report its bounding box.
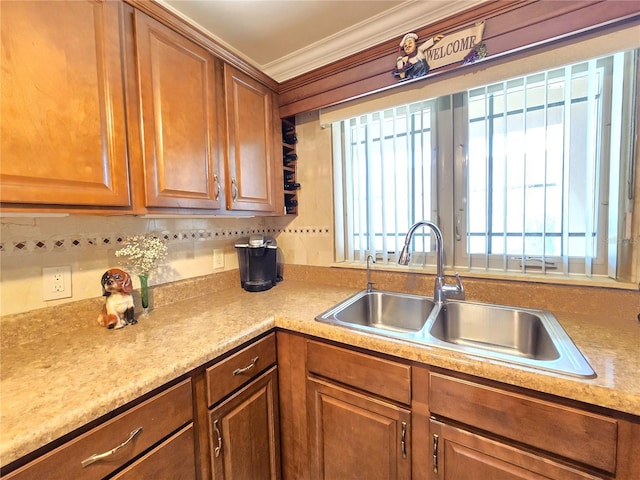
[203,332,280,480]
[2,379,195,480]
[209,367,280,480]
[304,338,413,480]
[0,334,280,480]
[307,378,411,479]
[277,332,640,480]
[3,332,639,480]
[427,371,619,476]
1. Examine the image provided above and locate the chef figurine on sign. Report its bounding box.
[393,32,444,80]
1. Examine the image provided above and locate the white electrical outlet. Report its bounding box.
[43,266,72,300]
[213,249,225,269]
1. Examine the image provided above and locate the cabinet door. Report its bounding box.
[134,11,221,209]
[430,419,602,480]
[224,65,279,212]
[209,367,280,480]
[0,0,130,207]
[307,378,411,480]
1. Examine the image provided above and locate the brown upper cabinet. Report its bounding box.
[223,65,282,213]
[0,0,283,215]
[133,10,221,211]
[0,0,131,207]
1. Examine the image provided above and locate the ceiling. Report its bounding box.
[160,0,488,82]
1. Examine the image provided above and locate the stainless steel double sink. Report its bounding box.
[315,290,595,378]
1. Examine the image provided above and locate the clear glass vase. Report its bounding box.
[139,274,149,316]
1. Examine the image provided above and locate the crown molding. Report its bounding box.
[153,1,266,68]
[264,0,488,82]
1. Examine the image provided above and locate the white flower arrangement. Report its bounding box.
[115,233,168,276]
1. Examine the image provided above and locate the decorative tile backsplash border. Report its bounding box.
[283,226,331,235]
[0,225,332,255]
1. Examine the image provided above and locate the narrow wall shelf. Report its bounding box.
[282,116,299,215]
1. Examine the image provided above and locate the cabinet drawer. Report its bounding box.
[307,340,411,405]
[4,379,193,480]
[206,333,277,407]
[111,423,196,480]
[429,372,617,473]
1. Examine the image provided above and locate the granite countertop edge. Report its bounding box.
[1,281,638,467]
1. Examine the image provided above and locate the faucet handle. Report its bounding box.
[442,272,465,300]
[452,272,465,299]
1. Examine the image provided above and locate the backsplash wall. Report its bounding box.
[0,216,256,315]
[0,111,336,316]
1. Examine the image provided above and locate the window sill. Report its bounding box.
[330,261,638,291]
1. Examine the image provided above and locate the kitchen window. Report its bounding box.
[333,50,638,280]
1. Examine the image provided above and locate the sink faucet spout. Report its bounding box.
[398,221,464,303]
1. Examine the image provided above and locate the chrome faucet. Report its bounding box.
[366,254,376,292]
[398,221,464,303]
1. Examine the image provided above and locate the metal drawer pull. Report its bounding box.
[233,356,259,376]
[214,174,221,201]
[81,427,143,467]
[213,419,223,457]
[231,178,238,201]
[432,433,439,473]
[401,422,407,459]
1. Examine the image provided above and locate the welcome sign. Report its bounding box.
[392,21,486,81]
[426,21,486,69]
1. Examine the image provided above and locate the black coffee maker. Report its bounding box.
[235,235,279,292]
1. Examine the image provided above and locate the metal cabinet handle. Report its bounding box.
[213,419,223,458]
[214,174,221,201]
[401,422,407,459]
[432,433,439,473]
[81,427,143,467]
[233,356,259,376]
[231,178,238,201]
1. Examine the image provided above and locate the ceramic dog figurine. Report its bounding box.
[98,268,136,329]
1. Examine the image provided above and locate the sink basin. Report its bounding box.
[429,301,559,361]
[316,291,595,378]
[426,300,595,378]
[316,290,435,333]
